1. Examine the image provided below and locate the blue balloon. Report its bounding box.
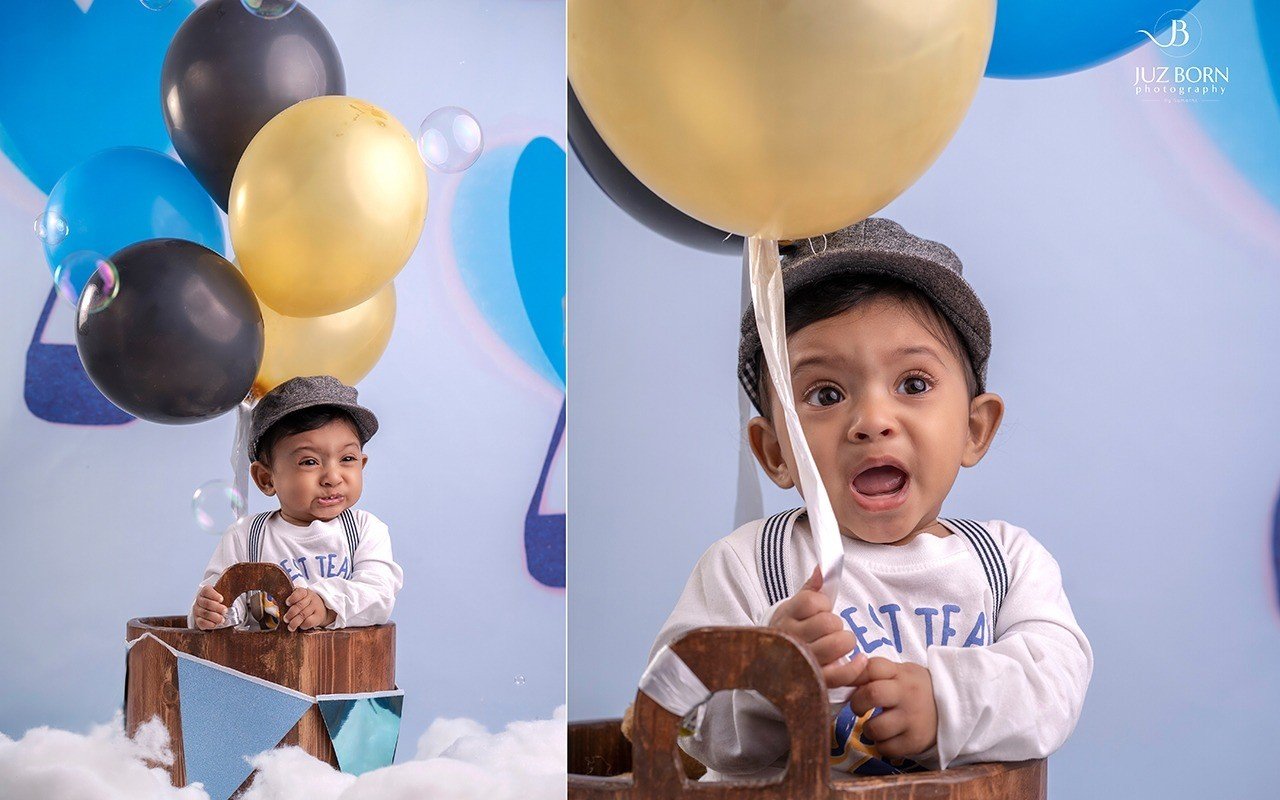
[41,147,224,297]
[0,0,194,193]
[987,0,1201,79]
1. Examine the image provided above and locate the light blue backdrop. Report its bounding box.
[569,1,1280,798]
[0,0,565,753]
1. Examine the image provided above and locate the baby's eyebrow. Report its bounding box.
[894,345,945,363]
[791,353,841,372]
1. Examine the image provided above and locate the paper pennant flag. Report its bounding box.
[317,690,404,775]
[176,652,313,800]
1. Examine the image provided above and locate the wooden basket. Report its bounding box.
[124,563,396,794]
[568,627,1046,799]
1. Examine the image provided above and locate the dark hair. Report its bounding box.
[254,405,362,464]
[754,274,979,417]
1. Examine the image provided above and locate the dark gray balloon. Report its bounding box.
[569,84,741,256]
[76,239,264,425]
[161,0,345,210]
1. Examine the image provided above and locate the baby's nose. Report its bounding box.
[848,399,896,441]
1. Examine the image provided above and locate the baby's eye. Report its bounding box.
[804,385,844,407]
[342,455,357,462]
[300,458,319,467]
[899,375,931,395]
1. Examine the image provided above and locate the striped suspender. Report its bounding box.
[247,511,272,562]
[759,508,804,605]
[757,512,1009,637]
[339,508,361,573]
[247,510,360,578]
[939,518,1008,634]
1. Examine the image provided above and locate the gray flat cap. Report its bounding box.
[738,217,990,412]
[249,375,379,461]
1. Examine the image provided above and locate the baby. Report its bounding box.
[189,375,403,632]
[649,218,1092,778]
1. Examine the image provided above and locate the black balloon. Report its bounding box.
[569,84,742,255]
[161,0,345,210]
[76,239,264,425]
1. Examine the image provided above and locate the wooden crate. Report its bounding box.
[568,627,1046,799]
[124,563,396,795]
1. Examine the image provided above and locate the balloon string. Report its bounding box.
[231,399,254,514]
[748,236,852,705]
[735,245,764,528]
[747,237,842,595]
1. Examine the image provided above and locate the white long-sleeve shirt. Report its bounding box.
[649,509,1092,778]
[187,507,404,630]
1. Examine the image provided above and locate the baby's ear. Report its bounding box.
[748,416,795,489]
[962,392,1005,467]
[250,461,276,497]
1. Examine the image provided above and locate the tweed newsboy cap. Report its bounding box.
[249,375,379,461]
[738,217,991,413]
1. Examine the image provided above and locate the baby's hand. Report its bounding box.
[192,585,227,631]
[283,587,336,632]
[849,657,938,759]
[768,567,867,688]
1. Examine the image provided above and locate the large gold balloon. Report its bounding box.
[569,1,994,240]
[230,96,427,317]
[253,282,397,397]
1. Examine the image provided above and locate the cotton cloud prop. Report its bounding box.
[0,707,567,800]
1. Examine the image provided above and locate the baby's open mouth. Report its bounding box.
[317,494,345,506]
[852,465,908,496]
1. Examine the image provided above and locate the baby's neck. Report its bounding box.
[840,518,950,547]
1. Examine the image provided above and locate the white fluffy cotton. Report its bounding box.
[0,707,567,800]
[0,713,208,800]
[242,706,567,800]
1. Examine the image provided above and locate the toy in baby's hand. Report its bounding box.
[187,376,404,632]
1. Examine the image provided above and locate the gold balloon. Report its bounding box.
[569,0,994,240]
[230,96,427,317]
[253,282,397,397]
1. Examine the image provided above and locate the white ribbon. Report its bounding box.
[748,237,853,704]
[747,237,843,597]
[734,244,765,529]
[231,399,254,509]
[639,644,712,719]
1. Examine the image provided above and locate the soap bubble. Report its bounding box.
[34,212,68,246]
[54,252,118,314]
[417,107,483,173]
[514,675,526,686]
[192,480,247,534]
[242,0,297,19]
[139,0,174,9]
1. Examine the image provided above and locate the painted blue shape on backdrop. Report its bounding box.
[176,654,312,800]
[25,288,134,426]
[0,0,194,193]
[451,139,564,389]
[525,400,565,588]
[987,1,1200,79]
[1273,485,1280,614]
[509,137,567,384]
[317,691,404,776]
[42,147,224,295]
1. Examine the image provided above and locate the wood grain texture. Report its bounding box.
[125,634,185,787]
[125,563,396,795]
[568,626,1047,799]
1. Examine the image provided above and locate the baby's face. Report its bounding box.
[753,296,1002,546]
[258,419,366,525]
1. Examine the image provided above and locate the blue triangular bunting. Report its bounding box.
[317,690,404,775]
[176,653,313,800]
